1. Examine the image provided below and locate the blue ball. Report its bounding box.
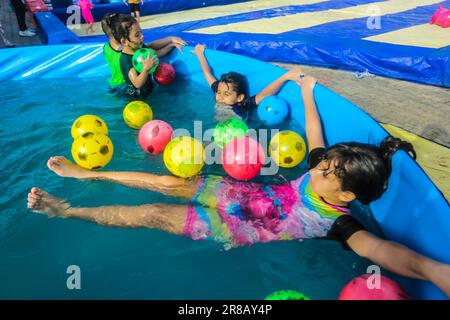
[257,96,289,126]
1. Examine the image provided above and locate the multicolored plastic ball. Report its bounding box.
[163,136,205,178]
[265,290,310,300]
[123,100,153,129]
[153,62,176,85]
[222,136,265,180]
[71,132,114,170]
[132,48,159,74]
[338,274,410,300]
[257,95,289,126]
[213,118,249,149]
[70,115,108,139]
[269,131,306,168]
[138,120,173,155]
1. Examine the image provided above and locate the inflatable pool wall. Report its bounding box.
[0,44,448,300]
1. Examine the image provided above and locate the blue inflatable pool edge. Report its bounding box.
[0,43,448,300]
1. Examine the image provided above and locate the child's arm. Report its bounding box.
[254,68,305,105]
[154,42,184,57]
[128,54,158,89]
[190,44,217,86]
[347,231,450,298]
[295,76,325,151]
[147,36,186,52]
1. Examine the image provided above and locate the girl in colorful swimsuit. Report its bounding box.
[27,73,450,297]
[78,0,95,34]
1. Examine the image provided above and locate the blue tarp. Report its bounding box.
[0,44,448,299]
[41,0,450,87]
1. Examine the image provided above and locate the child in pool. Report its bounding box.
[78,0,95,35]
[123,0,144,23]
[101,13,125,89]
[27,74,450,298]
[113,15,186,98]
[190,44,304,122]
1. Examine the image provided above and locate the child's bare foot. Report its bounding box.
[47,156,93,179]
[27,187,71,217]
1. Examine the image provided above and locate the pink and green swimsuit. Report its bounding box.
[183,172,352,248]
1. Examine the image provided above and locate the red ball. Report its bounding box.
[153,62,176,85]
[138,120,173,154]
[222,137,265,180]
[338,274,410,300]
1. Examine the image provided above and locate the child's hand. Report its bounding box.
[283,67,306,81]
[190,44,206,56]
[295,75,317,91]
[171,36,187,46]
[142,55,158,72]
[172,43,185,54]
[170,37,187,54]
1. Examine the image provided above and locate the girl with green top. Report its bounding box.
[101,13,125,88]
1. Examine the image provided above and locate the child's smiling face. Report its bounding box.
[215,82,244,106]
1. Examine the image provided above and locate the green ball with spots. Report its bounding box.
[132,48,159,74]
[265,290,310,300]
[213,118,249,149]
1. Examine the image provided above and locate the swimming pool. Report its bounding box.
[0,44,448,299]
[0,75,381,299]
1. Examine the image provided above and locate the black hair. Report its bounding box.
[111,14,138,43]
[321,136,416,204]
[101,13,118,36]
[218,72,249,97]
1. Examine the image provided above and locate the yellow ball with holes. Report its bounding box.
[70,115,108,139]
[71,132,114,170]
[269,131,306,168]
[123,101,153,129]
[163,136,205,178]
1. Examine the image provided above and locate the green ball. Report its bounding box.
[132,48,159,74]
[213,118,249,148]
[265,290,310,300]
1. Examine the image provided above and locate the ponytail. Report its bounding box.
[379,136,416,176]
[101,13,118,36]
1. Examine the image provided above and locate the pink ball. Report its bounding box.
[338,274,410,300]
[138,120,173,154]
[153,62,176,85]
[222,137,265,180]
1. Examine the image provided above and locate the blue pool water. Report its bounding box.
[0,77,384,299]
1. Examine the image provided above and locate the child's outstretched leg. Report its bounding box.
[47,156,199,199]
[27,187,187,234]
